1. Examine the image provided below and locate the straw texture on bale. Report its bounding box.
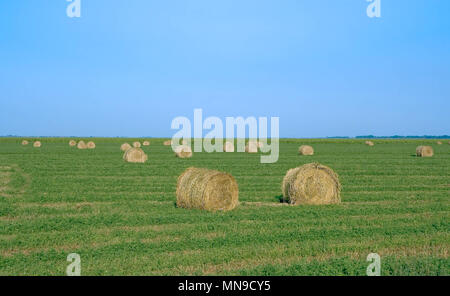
[133,141,141,148]
[176,167,239,212]
[123,147,148,163]
[87,141,96,149]
[365,140,374,146]
[120,143,132,152]
[69,140,77,147]
[77,141,87,149]
[245,142,258,153]
[22,140,29,146]
[175,145,193,158]
[298,145,314,155]
[143,141,150,146]
[33,141,41,148]
[224,141,235,152]
[416,146,434,157]
[282,163,341,205]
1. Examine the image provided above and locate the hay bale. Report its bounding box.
[245,142,258,153]
[298,145,314,155]
[176,167,239,212]
[123,147,148,163]
[282,163,341,205]
[22,140,29,146]
[437,141,442,145]
[416,146,433,157]
[365,140,374,146]
[87,141,96,149]
[69,140,77,147]
[224,141,235,152]
[175,145,193,158]
[257,141,264,148]
[120,143,132,152]
[163,140,172,146]
[143,141,150,146]
[133,141,141,148]
[77,141,87,149]
[33,141,41,148]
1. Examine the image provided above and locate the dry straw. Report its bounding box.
[123,147,148,163]
[33,141,41,148]
[176,167,239,212]
[298,145,314,155]
[175,145,193,158]
[22,140,29,146]
[282,163,341,205]
[120,143,132,152]
[437,141,442,145]
[365,140,374,146]
[77,141,87,149]
[87,141,96,149]
[69,140,77,147]
[133,141,141,148]
[143,141,150,146]
[224,141,235,152]
[245,141,258,153]
[416,146,433,157]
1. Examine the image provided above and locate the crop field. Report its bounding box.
[0,138,449,276]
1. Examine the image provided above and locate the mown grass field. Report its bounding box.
[0,138,449,275]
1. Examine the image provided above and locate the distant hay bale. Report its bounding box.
[245,142,258,153]
[77,141,87,149]
[437,141,442,145]
[298,145,314,155]
[163,140,172,146]
[365,140,374,146]
[224,141,235,152]
[120,143,132,152]
[87,141,96,149]
[22,140,29,146]
[69,140,77,147]
[143,141,150,146]
[257,141,264,148]
[282,163,341,205]
[33,141,41,148]
[416,146,433,157]
[133,141,141,148]
[123,147,148,163]
[175,145,193,158]
[176,167,239,212]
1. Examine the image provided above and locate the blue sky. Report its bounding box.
[0,0,449,137]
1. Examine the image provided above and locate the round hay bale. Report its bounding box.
[245,142,258,153]
[298,145,314,155]
[143,141,150,146]
[69,140,77,147]
[282,163,341,205]
[22,140,29,146]
[437,141,442,145]
[120,143,132,152]
[223,141,235,152]
[365,140,374,146]
[77,141,87,150]
[87,141,96,149]
[33,141,41,148]
[133,141,141,148]
[123,147,148,163]
[176,167,239,212]
[163,140,172,146]
[416,146,433,157]
[175,145,193,158]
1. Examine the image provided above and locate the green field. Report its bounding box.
[0,138,449,275]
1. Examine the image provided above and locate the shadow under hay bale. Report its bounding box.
[176,167,239,212]
[123,147,148,163]
[416,146,433,157]
[298,145,314,155]
[282,163,341,205]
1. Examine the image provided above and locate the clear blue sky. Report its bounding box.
[1,0,449,137]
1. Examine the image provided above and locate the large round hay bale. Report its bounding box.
[69,140,77,147]
[224,141,235,152]
[133,141,141,148]
[282,163,341,205]
[176,167,239,212]
[77,141,87,149]
[87,141,96,149]
[120,143,132,152]
[123,147,148,163]
[298,145,314,155]
[437,141,442,145]
[175,145,193,158]
[245,142,258,153]
[33,141,41,148]
[365,140,374,146]
[143,141,150,146]
[416,146,433,157]
[22,140,29,146]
